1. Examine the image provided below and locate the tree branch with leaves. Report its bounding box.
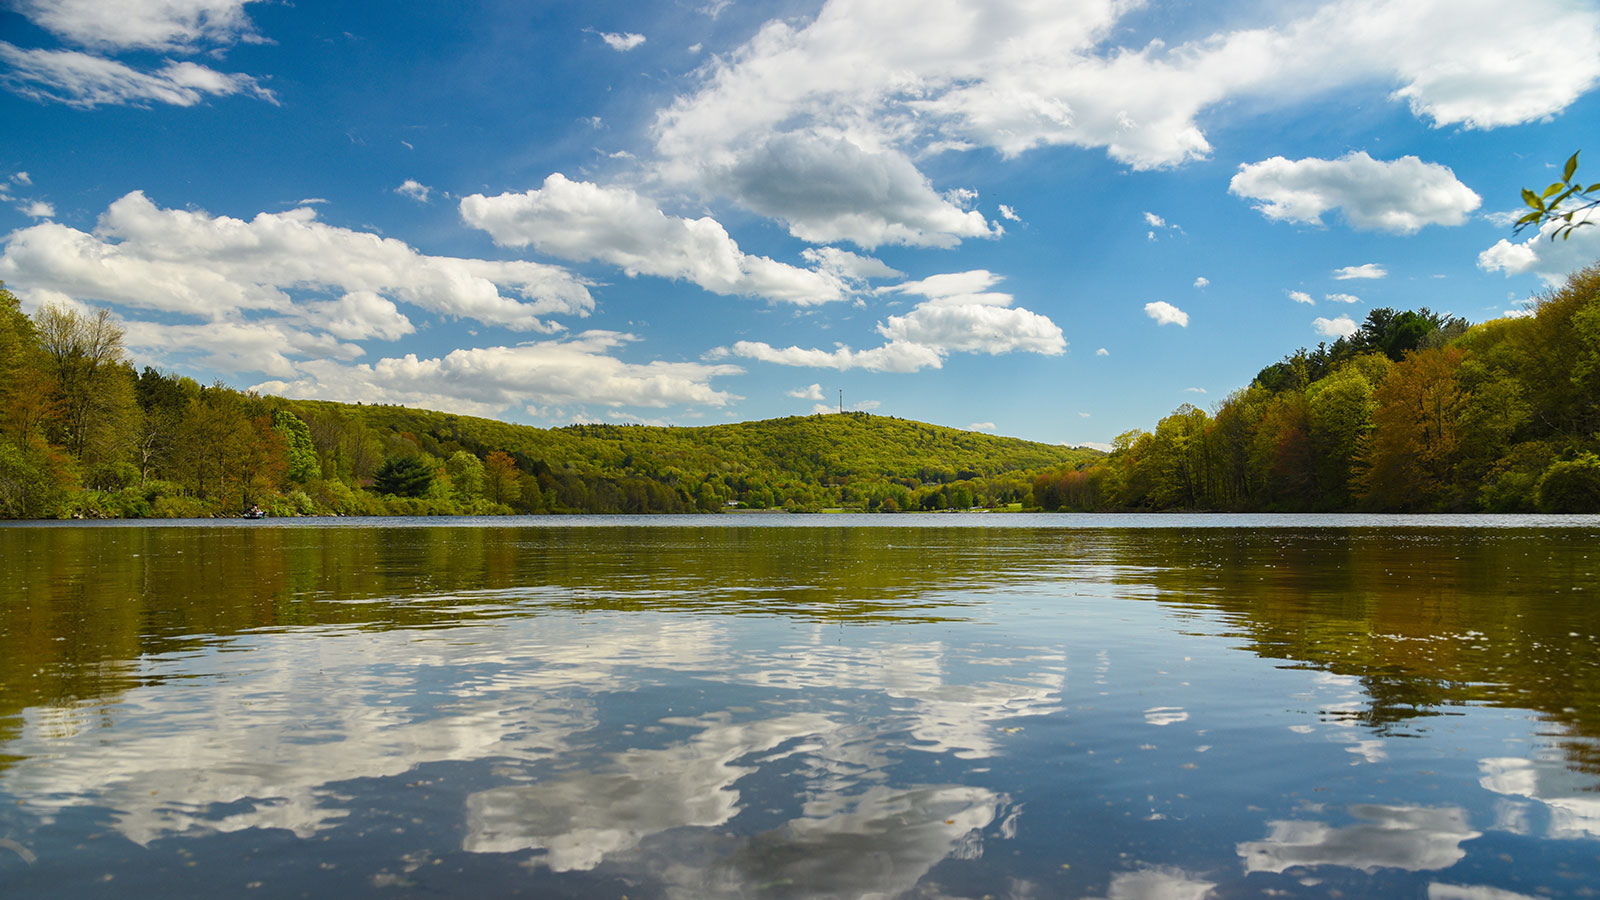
[1518,151,1600,240]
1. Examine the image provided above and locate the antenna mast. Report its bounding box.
[838,388,843,414]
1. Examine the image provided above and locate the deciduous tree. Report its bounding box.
[484,450,522,506]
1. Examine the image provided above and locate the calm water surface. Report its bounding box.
[1,514,1598,899]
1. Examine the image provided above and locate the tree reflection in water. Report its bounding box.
[0,517,1597,898]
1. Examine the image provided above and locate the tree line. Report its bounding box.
[1033,263,1600,513]
[9,259,1595,519]
[0,283,1094,519]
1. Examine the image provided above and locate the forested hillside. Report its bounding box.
[1033,263,1600,513]
[7,260,1598,519]
[0,282,1095,518]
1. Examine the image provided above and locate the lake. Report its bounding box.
[1,514,1598,898]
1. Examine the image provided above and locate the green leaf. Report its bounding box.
[1544,182,1566,199]
[1523,188,1544,209]
[1516,211,1541,225]
[1564,151,1580,182]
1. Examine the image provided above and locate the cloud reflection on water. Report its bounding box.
[1237,804,1480,874]
[1478,755,1600,840]
[0,610,1053,887]
[651,785,1003,900]
[463,711,834,868]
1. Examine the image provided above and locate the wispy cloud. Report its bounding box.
[590,29,646,52]
[1332,263,1387,280]
[0,43,275,108]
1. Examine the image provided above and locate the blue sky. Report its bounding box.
[2,0,1598,448]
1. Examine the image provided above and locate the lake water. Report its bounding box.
[2,514,1598,899]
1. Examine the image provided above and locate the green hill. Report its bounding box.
[329,404,1087,484]
[280,401,1099,515]
[1,282,1100,520]
[0,277,1088,518]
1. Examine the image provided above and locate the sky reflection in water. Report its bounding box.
[0,518,1597,898]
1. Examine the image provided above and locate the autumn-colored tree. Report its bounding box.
[1359,347,1470,510]
[237,416,290,505]
[1250,393,1315,509]
[484,450,522,505]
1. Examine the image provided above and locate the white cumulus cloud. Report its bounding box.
[969,422,995,431]
[1333,263,1387,280]
[253,332,741,417]
[800,246,903,283]
[396,180,431,203]
[20,200,54,219]
[1289,290,1315,305]
[122,317,362,380]
[1145,301,1189,327]
[1326,292,1362,304]
[1095,348,1109,356]
[1230,152,1480,233]
[650,0,1596,248]
[301,291,417,342]
[1478,212,1600,286]
[702,132,998,248]
[460,173,849,305]
[1313,315,1359,338]
[878,302,1064,354]
[715,270,1065,373]
[0,191,592,329]
[788,383,826,400]
[0,192,596,380]
[1193,276,1209,289]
